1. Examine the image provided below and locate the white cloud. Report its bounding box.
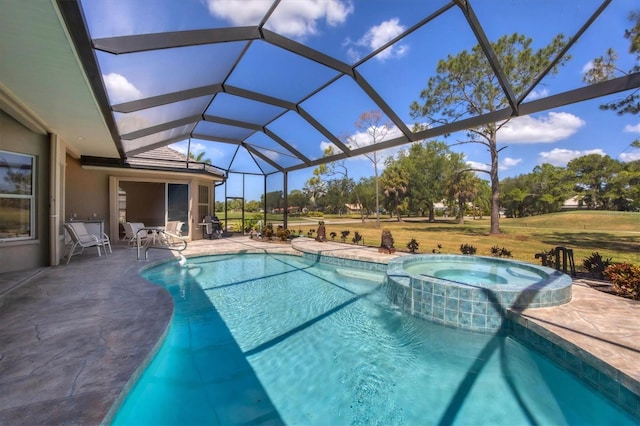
[346,17,407,62]
[262,149,281,161]
[499,157,522,171]
[188,142,209,155]
[170,141,224,160]
[206,0,273,26]
[624,123,640,133]
[320,141,338,153]
[537,148,605,167]
[116,115,151,135]
[317,123,410,170]
[466,160,490,172]
[206,0,353,38]
[346,123,405,149]
[498,112,585,143]
[103,73,142,104]
[620,152,640,162]
[523,87,549,101]
[582,60,594,74]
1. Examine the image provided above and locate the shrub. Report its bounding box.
[604,263,640,300]
[491,245,512,258]
[352,231,363,245]
[276,227,290,241]
[432,244,442,254]
[535,248,557,269]
[307,229,315,238]
[583,252,613,279]
[407,238,419,253]
[340,230,350,243]
[460,243,477,255]
[262,223,274,240]
[329,231,337,241]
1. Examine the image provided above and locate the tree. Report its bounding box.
[404,141,452,221]
[567,154,621,210]
[354,177,377,217]
[500,164,572,217]
[584,10,640,118]
[584,10,640,154]
[380,158,409,221]
[444,153,476,224]
[410,33,570,234]
[245,200,261,212]
[303,168,327,211]
[608,160,640,211]
[287,189,309,212]
[472,178,491,219]
[188,150,212,164]
[320,178,353,214]
[529,163,573,214]
[261,190,284,212]
[313,146,366,222]
[347,110,392,228]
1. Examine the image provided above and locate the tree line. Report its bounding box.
[225,143,638,220]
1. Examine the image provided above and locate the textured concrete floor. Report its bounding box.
[0,236,638,424]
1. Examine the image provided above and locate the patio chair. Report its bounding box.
[165,220,184,236]
[64,222,111,264]
[123,222,150,246]
[157,221,186,248]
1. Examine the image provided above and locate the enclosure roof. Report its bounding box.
[2,1,637,178]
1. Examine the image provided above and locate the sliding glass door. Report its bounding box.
[167,183,189,235]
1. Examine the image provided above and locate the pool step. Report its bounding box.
[335,268,385,283]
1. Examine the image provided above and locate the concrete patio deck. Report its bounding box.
[0,236,638,424]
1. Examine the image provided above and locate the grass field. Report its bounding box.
[222,211,639,268]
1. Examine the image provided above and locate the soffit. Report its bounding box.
[0,0,117,157]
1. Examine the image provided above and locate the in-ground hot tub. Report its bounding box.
[386,255,573,332]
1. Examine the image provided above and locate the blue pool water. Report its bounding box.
[112,254,635,425]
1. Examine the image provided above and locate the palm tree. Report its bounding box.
[189,151,211,164]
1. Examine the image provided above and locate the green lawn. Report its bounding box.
[283,211,639,268]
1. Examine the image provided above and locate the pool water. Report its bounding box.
[112,254,635,425]
[404,258,546,286]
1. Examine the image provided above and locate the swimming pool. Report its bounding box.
[112,253,636,425]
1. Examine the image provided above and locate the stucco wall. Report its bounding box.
[65,155,110,233]
[0,109,50,273]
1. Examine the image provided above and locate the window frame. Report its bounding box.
[0,150,36,241]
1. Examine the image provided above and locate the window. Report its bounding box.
[0,150,35,240]
[197,184,210,222]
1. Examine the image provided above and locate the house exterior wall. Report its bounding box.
[66,160,217,242]
[65,154,110,230]
[0,109,50,273]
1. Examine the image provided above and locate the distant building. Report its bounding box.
[345,203,363,214]
[562,196,583,210]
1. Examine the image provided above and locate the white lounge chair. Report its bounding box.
[158,221,185,247]
[64,222,111,264]
[165,220,184,237]
[123,222,150,246]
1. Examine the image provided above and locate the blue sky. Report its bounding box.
[82,0,640,202]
